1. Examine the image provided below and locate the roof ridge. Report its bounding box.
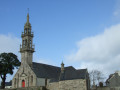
[65,66,76,71]
[33,62,60,68]
[77,69,87,70]
[65,66,74,68]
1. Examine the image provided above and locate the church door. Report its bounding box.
[22,80,25,87]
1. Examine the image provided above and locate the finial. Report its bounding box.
[28,8,29,14]
[61,61,64,65]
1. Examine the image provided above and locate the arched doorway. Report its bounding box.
[22,80,25,87]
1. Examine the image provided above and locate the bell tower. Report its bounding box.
[20,13,35,67]
[61,61,64,73]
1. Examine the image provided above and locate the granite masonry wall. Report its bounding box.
[47,79,87,90]
[12,64,37,88]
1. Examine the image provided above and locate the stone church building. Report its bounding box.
[12,13,90,90]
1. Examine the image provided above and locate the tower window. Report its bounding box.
[25,39,27,46]
[30,40,32,48]
[28,29,30,34]
[23,40,25,47]
[25,29,27,34]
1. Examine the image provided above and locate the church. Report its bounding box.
[12,13,90,90]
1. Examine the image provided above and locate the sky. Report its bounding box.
[0,0,120,82]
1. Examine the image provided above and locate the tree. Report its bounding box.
[96,70,104,84]
[0,53,20,89]
[89,70,104,86]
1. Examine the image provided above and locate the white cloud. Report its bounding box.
[0,34,21,82]
[65,24,120,76]
[0,34,21,54]
[113,0,120,18]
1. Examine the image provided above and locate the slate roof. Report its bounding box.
[77,69,88,79]
[32,62,88,82]
[32,62,61,79]
[59,67,87,81]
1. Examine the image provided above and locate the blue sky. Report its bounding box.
[1,0,120,82]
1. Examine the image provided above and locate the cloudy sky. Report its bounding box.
[0,0,120,82]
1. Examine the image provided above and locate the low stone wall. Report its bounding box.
[59,79,87,90]
[0,86,46,90]
[47,79,87,90]
[47,82,59,90]
[92,86,120,90]
[97,87,110,90]
[110,87,120,90]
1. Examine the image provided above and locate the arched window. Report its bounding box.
[25,39,27,46]
[25,29,27,34]
[28,29,30,34]
[23,40,25,47]
[30,40,32,48]
[31,76,33,86]
[22,80,25,87]
[14,78,16,88]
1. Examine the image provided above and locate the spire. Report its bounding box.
[24,8,31,30]
[27,8,29,23]
[27,13,29,23]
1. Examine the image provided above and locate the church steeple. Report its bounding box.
[20,12,35,67]
[61,61,64,73]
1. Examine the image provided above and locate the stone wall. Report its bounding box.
[59,79,87,90]
[37,78,45,86]
[47,79,87,90]
[110,87,120,90]
[47,82,59,90]
[96,87,110,90]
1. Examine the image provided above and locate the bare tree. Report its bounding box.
[89,70,104,86]
[96,70,104,84]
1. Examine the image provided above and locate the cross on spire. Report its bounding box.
[28,8,29,14]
